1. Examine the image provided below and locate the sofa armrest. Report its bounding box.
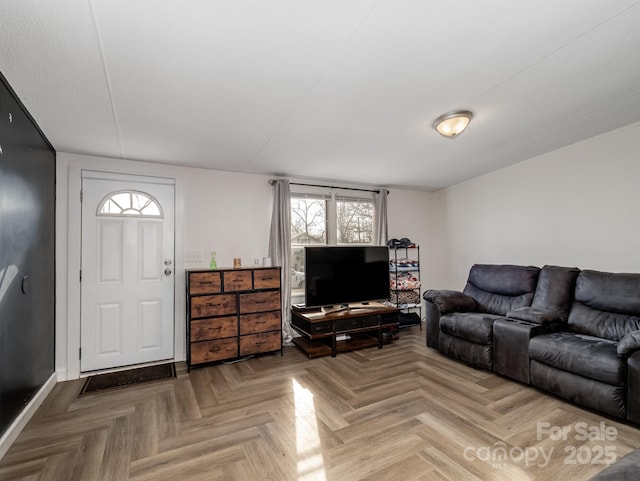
[506,306,563,325]
[424,301,441,350]
[423,289,476,314]
[627,351,640,424]
[617,330,640,356]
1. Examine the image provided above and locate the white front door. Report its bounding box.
[80,172,175,372]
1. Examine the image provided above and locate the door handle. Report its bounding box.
[164,268,173,276]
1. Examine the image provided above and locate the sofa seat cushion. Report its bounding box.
[440,312,503,344]
[529,332,624,386]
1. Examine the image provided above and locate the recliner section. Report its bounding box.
[424,264,640,425]
[431,264,539,370]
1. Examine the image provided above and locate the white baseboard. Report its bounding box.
[0,372,57,461]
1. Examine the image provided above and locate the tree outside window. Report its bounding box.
[336,198,373,244]
[291,198,326,245]
[290,197,327,296]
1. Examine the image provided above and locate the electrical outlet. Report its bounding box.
[185,251,202,263]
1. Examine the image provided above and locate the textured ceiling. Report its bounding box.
[1,0,639,191]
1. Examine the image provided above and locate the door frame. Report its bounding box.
[64,167,185,380]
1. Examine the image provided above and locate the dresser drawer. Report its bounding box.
[239,291,281,314]
[190,316,237,341]
[189,271,221,295]
[254,268,280,289]
[223,270,252,291]
[239,311,281,335]
[240,331,280,356]
[190,294,236,318]
[191,338,238,364]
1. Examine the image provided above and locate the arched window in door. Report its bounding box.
[96,190,163,217]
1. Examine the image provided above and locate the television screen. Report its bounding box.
[304,246,390,308]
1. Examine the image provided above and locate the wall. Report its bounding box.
[387,187,436,287]
[429,122,640,289]
[56,153,430,379]
[0,74,55,441]
[54,123,640,377]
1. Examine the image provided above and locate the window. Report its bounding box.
[290,190,375,298]
[336,196,374,244]
[290,195,328,296]
[97,190,163,217]
[291,196,327,245]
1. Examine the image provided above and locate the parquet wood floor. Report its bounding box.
[1,326,638,480]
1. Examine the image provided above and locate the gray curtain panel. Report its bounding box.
[375,189,389,246]
[268,178,293,344]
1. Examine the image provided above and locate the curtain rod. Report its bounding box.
[269,179,387,194]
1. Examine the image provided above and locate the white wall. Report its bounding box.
[179,168,274,268]
[387,187,435,286]
[57,121,639,378]
[429,122,640,289]
[55,153,276,379]
[55,152,430,379]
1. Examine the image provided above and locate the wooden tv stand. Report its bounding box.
[291,303,399,358]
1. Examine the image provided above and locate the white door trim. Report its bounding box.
[82,170,177,185]
[63,166,186,380]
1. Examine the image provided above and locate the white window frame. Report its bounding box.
[290,192,330,245]
[96,189,164,218]
[335,194,375,245]
[290,186,376,246]
[290,185,377,300]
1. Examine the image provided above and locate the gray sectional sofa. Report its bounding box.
[423,264,640,424]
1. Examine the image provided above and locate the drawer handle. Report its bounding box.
[209,346,221,352]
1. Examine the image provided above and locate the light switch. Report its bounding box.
[185,251,203,262]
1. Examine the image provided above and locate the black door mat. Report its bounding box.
[79,363,175,396]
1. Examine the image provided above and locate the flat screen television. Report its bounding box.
[304,246,390,308]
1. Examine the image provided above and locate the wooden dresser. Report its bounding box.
[186,267,282,369]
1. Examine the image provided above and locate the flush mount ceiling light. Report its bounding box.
[433,110,473,138]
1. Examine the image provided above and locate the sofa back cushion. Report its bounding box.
[463,264,540,316]
[568,270,640,341]
[531,265,580,320]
